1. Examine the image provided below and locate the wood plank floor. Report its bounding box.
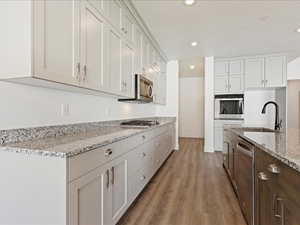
[118,138,247,225]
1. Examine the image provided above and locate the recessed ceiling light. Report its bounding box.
[184,0,195,6]
[190,65,195,70]
[191,41,198,47]
[296,28,300,33]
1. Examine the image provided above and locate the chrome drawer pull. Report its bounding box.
[268,164,280,174]
[258,172,269,181]
[105,149,113,157]
[140,175,146,180]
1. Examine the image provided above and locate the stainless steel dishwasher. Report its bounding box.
[235,137,254,225]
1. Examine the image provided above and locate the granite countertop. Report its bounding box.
[0,117,176,158]
[227,127,300,172]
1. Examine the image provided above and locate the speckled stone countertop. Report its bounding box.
[227,127,300,173]
[0,117,176,158]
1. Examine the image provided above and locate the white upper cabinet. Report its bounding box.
[214,59,244,94]
[215,61,228,77]
[215,76,229,94]
[121,42,134,97]
[229,60,243,75]
[121,10,134,43]
[265,55,286,88]
[134,26,143,74]
[33,0,79,85]
[142,36,150,74]
[244,55,286,89]
[0,0,167,99]
[80,1,108,90]
[245,57,265,89]
[108,0,121,32]
[109,28,122,95]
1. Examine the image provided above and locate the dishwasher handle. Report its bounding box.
[237,142,254,157]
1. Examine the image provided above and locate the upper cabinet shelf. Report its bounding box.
[0,0,167,104]
[215,54,287,94]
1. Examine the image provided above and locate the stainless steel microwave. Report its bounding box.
[214,94,244,119]
[118,74,153,103]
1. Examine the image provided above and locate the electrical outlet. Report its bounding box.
[61,104,70,116]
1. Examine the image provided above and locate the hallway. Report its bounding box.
[118,138,247,225]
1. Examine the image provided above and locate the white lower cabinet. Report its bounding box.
[69,124,175,225]
[69,164,111,225]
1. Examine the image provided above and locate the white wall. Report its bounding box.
[0,81,157,130]
[287,57,300,80]
[156,60,179,149]
[0,61,179,131]
[287,80,300,129]
[204,57,215,153]
[179,77,204,138]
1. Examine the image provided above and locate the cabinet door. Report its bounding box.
[255,171,275,225]
[229,75,244,93]
[229,60,243,75]
[33,0,79,85]
[108,0,121,31]
[109,28,122,94]
[265,56,286,88]
[134,26,143,74]
[214,76,228,94]
[69,165,111,225]
[80,2,107,90]
[215,61,228,76]
[121,10,134,43]
[121,42,134,97]
[245,58,265,89]
[279,198,300,225]
[109,156,128,224]
[142,36,150,74]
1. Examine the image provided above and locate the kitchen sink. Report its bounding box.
[237,127,278,133]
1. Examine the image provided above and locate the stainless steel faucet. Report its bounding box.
[261,101,282,131]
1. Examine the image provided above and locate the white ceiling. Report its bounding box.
[132,0,300,60]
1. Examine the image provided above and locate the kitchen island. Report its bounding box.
[224,127,300,225]
[0,117,176,225]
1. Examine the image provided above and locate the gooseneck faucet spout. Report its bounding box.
[261,101,282,131]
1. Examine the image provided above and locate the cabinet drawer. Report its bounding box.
[127,141,153,176]
[128,166,149,201]
[68,132,148,182]
[276,161,300,207]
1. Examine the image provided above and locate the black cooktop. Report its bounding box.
[120,120,160,127]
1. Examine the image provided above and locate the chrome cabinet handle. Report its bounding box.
[105,149,113,157]
[258,172,269,181]
[111,167,115,185]
[268,164,280,174]
[106,169,110,189]
[140,175,146,180]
